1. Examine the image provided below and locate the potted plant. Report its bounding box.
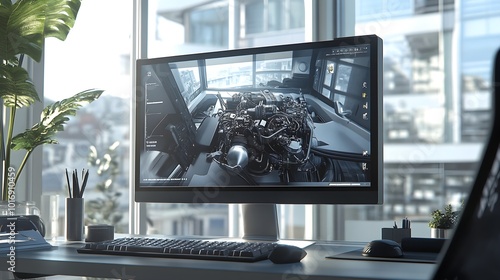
[0,0,102,204]
[429,204,458,238]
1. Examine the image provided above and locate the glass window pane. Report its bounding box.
[290,0,306,28]
[245,1,265,34]
[268,0,283,31]
[189,5,228,46]
[348,0,497,242]
[43,0,132,234]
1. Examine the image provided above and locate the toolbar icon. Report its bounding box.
[362,163,368,171]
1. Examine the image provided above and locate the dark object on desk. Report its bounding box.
[362,239,403,258]
[85,224,114,242]
[381,228,411,244]
[65,197,84,241]
[328,247,438,263]
[401,237,445,253]
[329,238,441,263]
[78,237,277,262]
[432,48,500,279]
[0,215,45,237]
[268,244,307,264]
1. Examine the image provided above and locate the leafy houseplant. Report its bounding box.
[429,204,458,229]
[429,204,459,238]
[0,0,102,201]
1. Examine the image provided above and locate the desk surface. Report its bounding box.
[0,239,435,280]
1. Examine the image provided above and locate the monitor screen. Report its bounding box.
[135,35,383,205]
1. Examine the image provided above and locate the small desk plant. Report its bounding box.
[429,204,459,238]
[0,0,102,206]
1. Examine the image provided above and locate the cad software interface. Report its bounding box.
[137,40,375,189]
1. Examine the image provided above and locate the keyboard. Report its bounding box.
[77,237,278,262]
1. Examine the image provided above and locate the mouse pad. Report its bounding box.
[327,249,439,263]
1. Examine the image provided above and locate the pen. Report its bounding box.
[402,217,411,229]
[73,170,79,199]
[80,169,89,198]
[65,169,72,198]
[65,168,89,198]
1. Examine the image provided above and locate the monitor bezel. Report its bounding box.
[134,34,383,205]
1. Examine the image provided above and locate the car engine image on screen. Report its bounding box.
[137,42,374,188]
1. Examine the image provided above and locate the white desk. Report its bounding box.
[0,240,435,280]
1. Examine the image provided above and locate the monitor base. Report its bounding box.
[241,204,279,241]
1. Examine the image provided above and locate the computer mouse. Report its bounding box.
[362,239,403,258]
[268,244,307,264]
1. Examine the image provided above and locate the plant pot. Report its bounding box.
[431,228,451,238]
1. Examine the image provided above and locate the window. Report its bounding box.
[188,3,229,47]
[346,0,498,241]
[38,0,498,242]
[42,0,132,235]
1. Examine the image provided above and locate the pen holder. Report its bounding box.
[65,197,84,241]
[382,228,411,244]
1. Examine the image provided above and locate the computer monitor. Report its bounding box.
[134,35,383,239]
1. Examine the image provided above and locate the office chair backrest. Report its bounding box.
[432,49,500,279]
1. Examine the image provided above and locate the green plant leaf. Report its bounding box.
[0,64,40,108]
[44,0,80,40]
[0,0,14,61]
[429,204,458,229]
[0,0,81,62]
[11,89,103,151]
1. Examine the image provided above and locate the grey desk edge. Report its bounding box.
[0,240,435,280]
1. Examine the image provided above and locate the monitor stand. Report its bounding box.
[241,204,279,241]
